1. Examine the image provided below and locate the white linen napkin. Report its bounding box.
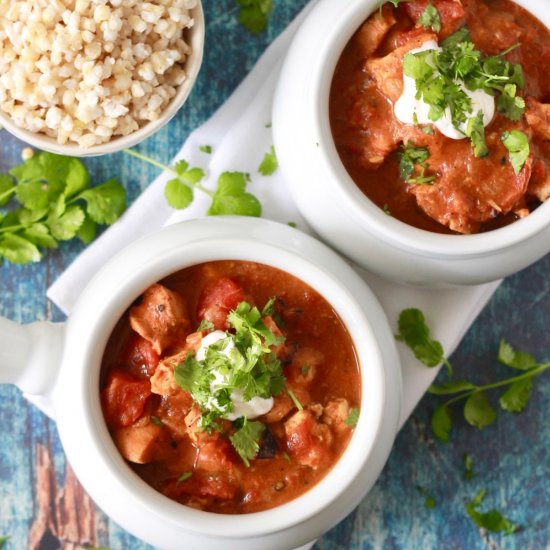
[46,2,500,428]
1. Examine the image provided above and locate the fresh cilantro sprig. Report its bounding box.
[465,489,520,535]
[398,309,549,442]
[173,299,286,464]
[398,143,436,185]
[402,27,526,158]
[345,407,360,428]
[229,418,266,466]
[0,536,9,549]
[236,0,273,34]
[0,152,125,265]
[397,308,453,375]
[123,148,262,216]
[418,1,441,33]
[501,130,530,175]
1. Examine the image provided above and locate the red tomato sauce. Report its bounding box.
[330,0,550,234]
[100,261,360,513]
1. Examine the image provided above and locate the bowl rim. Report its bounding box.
[311,0,550,259]
[0,1,205,158]
[55,217,399,543]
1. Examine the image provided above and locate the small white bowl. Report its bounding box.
[273,0,550,286]
[0,2,205,158]
[0,218,401,550]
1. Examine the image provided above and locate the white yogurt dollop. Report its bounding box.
[394,40,495,139]
[196,330,274,420]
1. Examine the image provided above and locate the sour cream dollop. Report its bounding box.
[394,40,495,139]
[196,330,274,420]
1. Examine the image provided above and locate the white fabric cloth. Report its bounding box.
[46,2,500,428]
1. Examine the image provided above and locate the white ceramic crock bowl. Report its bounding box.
[0,217,401,550]
[0,2,204,158]
[273,0,550,286]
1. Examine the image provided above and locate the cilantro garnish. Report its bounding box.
[236,0,273,34]
[229,418,266,466]
[464,453,475,480]
[258,146,278,176]
[397,308,452,375]
[416,486,436,509]
[286,388,303,411]
[0,537,10,549]
[0,152,125,265]
[197,319,215,332]
[398,142,436,185]
[465,489,520,534]
[418,2,441,33]
[501,130,530,175]
[199,145,213,154]
[151,416,164,427]
[402,27,526,158]
[177,472,192,483]
[123,149,262,217]
[173,299,285,461]
[345,407,360,428]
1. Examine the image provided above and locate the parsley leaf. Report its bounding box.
[398,143,436,185]
[496,84,525,121]
[465,489,520,534]
[501,130,530,175]
[229,418,265,467]
[465,111,488,158]
[345,407,360,427]
[418,2,441,33]
[258,146,278,176]
[236,0,273,34]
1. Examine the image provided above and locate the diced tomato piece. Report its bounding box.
[120,332,160,377]
[101,370,152,429]
[196,277,245,330]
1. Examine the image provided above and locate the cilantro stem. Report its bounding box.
[441,362,549,408]
[122,148,214,197]
[0,186,15,203]
[0,223,27,234]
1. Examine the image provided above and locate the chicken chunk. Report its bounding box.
[365,32,437,104]
[409,117,533,233]
[525,98,550,140]
[527,144,550,202]
[114,418,165,464]
[130,284,189,354]
[284,410,333,469]
[322,398,353,436]
[355,3,396,58]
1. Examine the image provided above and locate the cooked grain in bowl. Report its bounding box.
[0,0,197,148]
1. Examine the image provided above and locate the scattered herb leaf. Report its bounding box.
[287,388,303,411]
[258,145,278,176]
[199,145,213,154]
[208,172,262,216]
[463,391,497,430]
[399,143,436,185]
[0,537,9,549]
[345,407,360,428]
[229,419,265,467]
[417,486,436,508]
[418,2,441,33]
[501,130,530,175]
[464,453,475,480]
[465,489,520,534]
[151,416,164,427]
[236,0,273,34]
[431,404,452,443]
[177,472,192,483]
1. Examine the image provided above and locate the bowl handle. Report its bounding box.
[0,317,65,395]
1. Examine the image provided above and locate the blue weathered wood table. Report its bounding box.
[1,1,549,549]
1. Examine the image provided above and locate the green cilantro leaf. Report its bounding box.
[0,536,10,549]
[496,84,525,121]
[287,388,303,411]
[416,486,436,509]
[47,205,85,241]
[345,407,360,427]
[258,146,278,176]
[428,380,477,395]
[465,111,488,158]
[499,378,533,413]
[77,178,126,225]
[398,143,436,185]
[465,489,520,534]
[498,339,537,370]
[151,416,164,426]
[431,404,452,443]
[208,172,262,217]
[229,419,265,467]
[418,2,441,33]
[165,178,194,209]
[463,391,496,430]
[197,319,215,332]
[501,130,530,175]
[0,175,15,207]
[76,215,97,245]
[236,0,273,34]
[199,145,213,154]
[0,233,41,264]
[464,453,475,480]
[177,472,192,483]
[22,223,58,249]
[397,308,449,370]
